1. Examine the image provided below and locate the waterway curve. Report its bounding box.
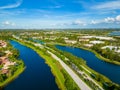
[5,40,58,90]
[56,45,120,85]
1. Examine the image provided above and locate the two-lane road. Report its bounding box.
[47,51,91,90]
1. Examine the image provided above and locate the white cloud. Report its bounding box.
[104,15,120,23]
[104,17,115,23]
[2,21,16,26]
[91,20,98,24]
[0,0,22,9]
[54,15,120,27]
[50,20,87,27]
[90,15,120,25]
[116,15,120,21]
[3,21,10,25]
[91,1,120,10]
[72,20,87,26]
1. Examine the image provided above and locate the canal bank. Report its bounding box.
[5,40,59,90]
[10,39,80,90]
[56,45,120,85]
[55,43,120,65]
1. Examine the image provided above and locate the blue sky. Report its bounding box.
[0,0,120,29]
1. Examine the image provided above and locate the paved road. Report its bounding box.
[14,36,102,90]
[47,51,91,90]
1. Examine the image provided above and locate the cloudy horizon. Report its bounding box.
[0,0,120,29]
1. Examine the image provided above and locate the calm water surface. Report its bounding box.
[56,45,120,85]
[109,31,120,36]
[5,41,58,90]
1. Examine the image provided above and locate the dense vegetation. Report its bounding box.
[91,44,120,63]
[0,32,25,87]
[46,44,120,90]
[1,29,120,89]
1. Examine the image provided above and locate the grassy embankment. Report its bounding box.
[11,38,80,90]
[78,46,120,65]
[56,43,120,65]
[0,62,25,88]
[47,44,120,89]
[47,45,108,80]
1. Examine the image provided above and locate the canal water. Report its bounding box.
[109,31,120,36]
[56,45,120,85]
[5,41,58,90]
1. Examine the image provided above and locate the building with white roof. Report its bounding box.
[90,41,104,44]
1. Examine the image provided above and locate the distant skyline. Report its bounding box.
[0,0,120,29]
